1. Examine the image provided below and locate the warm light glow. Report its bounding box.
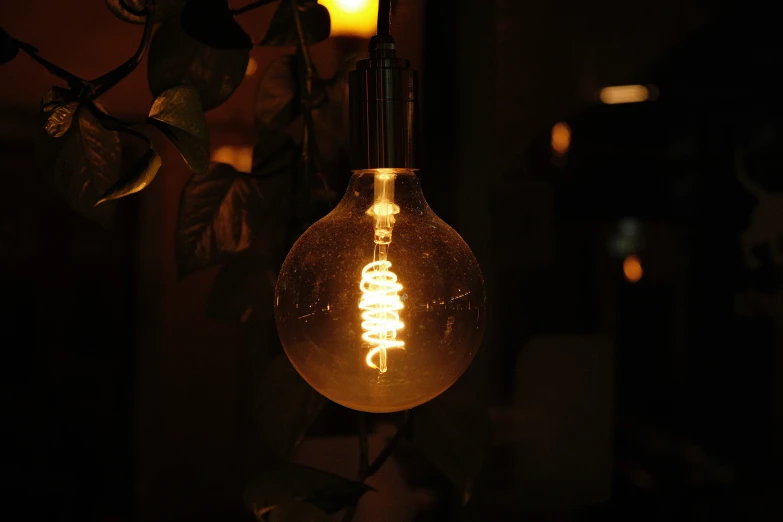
[245,57,258,76]
[320,0,378,38]
[358,171,404,373]
[551,122,571,155]
[599,85,650,104]
[623,254,643,283]
[211,145,253,173]
[359,259,405,372]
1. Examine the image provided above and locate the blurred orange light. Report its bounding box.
[623,255,643,283]
[321,0,378,38]
[245,58,258,76]
[212,146,253,173]
[599,85,651,104]
[551,122,571,155]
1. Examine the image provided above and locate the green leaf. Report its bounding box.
[105,0,186,24]
[254,355,326,460]
[148,19,249,111]
[95,147,162,205]
[148,85,210,173]
[36,103,122,228]
[181,0,252,50]
[268,502,328,522]
[1,27,19,64]
[175,163,264,277]
[410,376,490,505]
[244,462,372,517]
[259,1,331,47]
[254,55,301,132]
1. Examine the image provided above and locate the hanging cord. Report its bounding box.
[377,0,391,36]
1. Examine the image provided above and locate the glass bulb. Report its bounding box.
[275,169,486,412]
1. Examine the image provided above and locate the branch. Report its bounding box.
[13,38,85,89]
[86,102,150,145]
[231,0,276,15]
[90,1,156,98]
[290,0,334,209]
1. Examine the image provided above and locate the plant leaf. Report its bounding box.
[148,85,210,173]
[181,0,252,50]
[259,1,331,47]
[36,104,121,228]
[312,54,356,168]
[410,375,490,505]
[105,0,186,24]
[148,19,249,111]
[175,163,264,277]
[253,130,298,180]
[41,87,79,138]
[95,147,162,205]
[1,27,19,64]
[268,502,329,522]
[254,354,326,460]
[244,462,372,517]
[254,54,301,132]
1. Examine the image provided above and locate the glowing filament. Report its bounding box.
[359,170,405,373]
[359,259,405,372]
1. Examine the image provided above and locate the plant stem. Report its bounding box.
[86,102,151,145]
[90,0,156,98]
[231,0,274,15]
[290,0,334,209]
[14,39,85,89]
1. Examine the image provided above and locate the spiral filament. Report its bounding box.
[359,258,405,372]
[358,169,405,373]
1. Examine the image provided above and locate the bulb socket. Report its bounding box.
[349,35,419,170]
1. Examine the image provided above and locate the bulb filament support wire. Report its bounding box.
[359,257,404,373]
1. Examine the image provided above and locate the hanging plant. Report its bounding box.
[0,1,488,519]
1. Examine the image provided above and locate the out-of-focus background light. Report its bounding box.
[623,254,643,283]
[320,0,378,38]
[211,145,253,173]
[599,84,658,104]
[551,122,571,155]
[245,57,258,76]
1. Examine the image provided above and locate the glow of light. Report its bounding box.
[599,85,651,104]
[245,58,258,76]
[359,260,405,372]
[320,0,378,38]
[623,254,643,283]
[551,122,571,155]
[211,145,253,173]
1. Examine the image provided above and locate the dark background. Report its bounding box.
[2,0,781,520]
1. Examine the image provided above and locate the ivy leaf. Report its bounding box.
[1,27,19,64]
[95,147,162,205]
[259,1,331,47]
[410,375,490,505]
[181,0,252,50]
[40,87,79,138]
[244,462,372,518]
[148,20,249,111]
[36,104,121,228]
[175,163,264,277]
[253,130,298,180]
[254,55,301,132]
[254,355,326,460]
[148,85,210,173]
[268,502,329,522]
[105,0,186,24]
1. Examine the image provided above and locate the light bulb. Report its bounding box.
[275,168,485,412]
